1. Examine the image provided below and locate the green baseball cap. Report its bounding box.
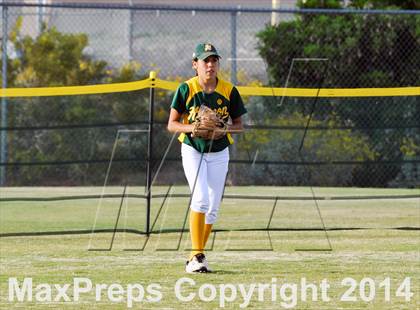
[192,43,221,60]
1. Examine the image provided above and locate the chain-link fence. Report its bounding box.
[0,3,335,84]
[1,3,419,84]
[1,2,419,188]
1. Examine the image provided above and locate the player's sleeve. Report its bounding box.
[171,83,189,114]
[229,86,247,119]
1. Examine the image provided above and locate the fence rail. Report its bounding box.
[2,2,420,14]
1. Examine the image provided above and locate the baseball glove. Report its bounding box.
[191,105,227,140]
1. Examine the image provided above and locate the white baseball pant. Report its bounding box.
[181,143,229,224]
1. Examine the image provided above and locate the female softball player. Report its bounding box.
[167,43,247,273]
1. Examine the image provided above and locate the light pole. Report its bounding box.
[271,0,280,26]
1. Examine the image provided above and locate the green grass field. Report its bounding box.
[0,186,419,309]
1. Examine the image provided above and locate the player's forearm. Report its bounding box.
[226,118,244,134]
[167,121,194,134]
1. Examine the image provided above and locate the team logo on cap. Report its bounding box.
[204,44,213,52]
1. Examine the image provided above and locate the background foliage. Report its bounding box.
[4,18,154,185]
[256,0,419,186]
[1,3,418,187]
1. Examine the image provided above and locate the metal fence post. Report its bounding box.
[1,4,8,186]
[128,0,133,61]
[37,0,46,34]
[230,9,238,185]
[146,71,156,236]
[230,10,237,85]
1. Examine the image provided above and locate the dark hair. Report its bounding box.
[192,58,198,75]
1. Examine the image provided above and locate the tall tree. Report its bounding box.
[257,6,419,186]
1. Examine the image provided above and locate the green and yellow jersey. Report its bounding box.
[171,76,247,153]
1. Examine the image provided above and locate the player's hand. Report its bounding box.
[191,105,226,140]
[209,124,228,140]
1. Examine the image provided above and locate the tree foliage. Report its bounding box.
[256,3,419,186]
[236,109,375,186]
[3,19,153,185]
[298,0,419,10]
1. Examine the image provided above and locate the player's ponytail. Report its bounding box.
[192,57,198,76]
